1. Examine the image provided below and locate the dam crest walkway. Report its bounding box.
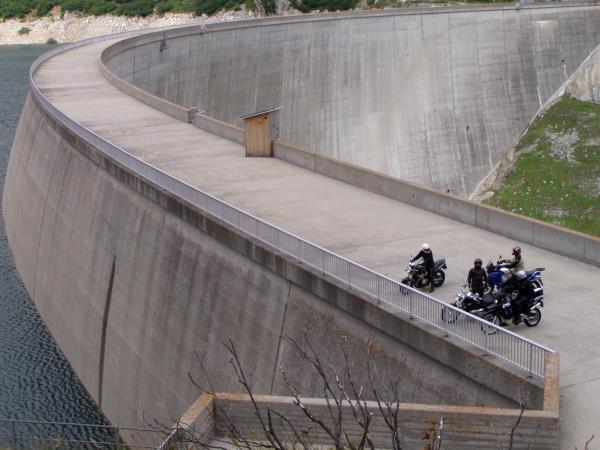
[33,29,600,449]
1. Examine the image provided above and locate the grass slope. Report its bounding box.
[485,96,600,237]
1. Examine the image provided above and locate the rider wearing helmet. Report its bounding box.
[501,246,525,273]
[505,269,533,325]
[411,243,435,293]
[467,258,488,297]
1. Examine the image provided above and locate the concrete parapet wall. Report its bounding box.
[3,93,549,433]
[212,381,559,449]
[101,4,600,196]
[273,140,600,267]
[98,51,191,123]
[192,113,246,145]
[174,354,559,449]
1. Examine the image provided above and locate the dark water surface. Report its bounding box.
[0,45,107,431]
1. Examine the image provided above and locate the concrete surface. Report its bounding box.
[5,10,600,448]
[105,5,600,197]
[4,94,524,438]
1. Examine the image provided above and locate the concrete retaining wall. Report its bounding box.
[212,352,559,450]
[102,4,600,197]
[3,93,545,432]
[213,392,558,450]
[171,353,559,449]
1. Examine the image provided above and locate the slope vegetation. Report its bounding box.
[485,96,600,237]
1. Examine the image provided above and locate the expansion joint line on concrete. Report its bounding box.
[270,281,292,394]
[98,255,117,407]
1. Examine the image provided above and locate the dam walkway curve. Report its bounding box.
[9,13,600,449]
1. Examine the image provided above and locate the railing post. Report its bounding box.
[442,306,449,337]
[484,323,489,355]
[409,294,413,319]
[320,250,325,274]
[347,261,352,285]
[528,347,534,378]
[376,277,381,303]
[10,420,17,449]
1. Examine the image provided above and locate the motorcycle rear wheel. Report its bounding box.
[524,308,542,327]
[432,270,445,287]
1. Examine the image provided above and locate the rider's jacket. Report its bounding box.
[505,254,525,272]
[412,249,434,269]
[467,267,488,290]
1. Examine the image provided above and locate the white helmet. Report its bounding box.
[422,243,430,252]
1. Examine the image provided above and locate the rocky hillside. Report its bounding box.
[483,96,600,237]
[0,8,264,44]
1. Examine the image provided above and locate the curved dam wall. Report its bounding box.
[4,89,545,433]
[105,5,600,197]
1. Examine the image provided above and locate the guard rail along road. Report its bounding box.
[30,33,555,379]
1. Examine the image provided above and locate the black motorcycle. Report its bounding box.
[401,258,447,290]
[442,285,495,323]
[480,287,545,334]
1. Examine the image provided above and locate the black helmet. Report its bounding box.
[474,258,482,265]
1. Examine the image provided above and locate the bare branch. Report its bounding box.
[507,402,527,450]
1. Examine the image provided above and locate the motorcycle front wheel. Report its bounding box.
[524,308,542,327]
[400,277,412,295]
[432,270,445,287]
[441,305,459,324]
[481,313,500,335]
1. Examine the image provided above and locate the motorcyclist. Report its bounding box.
[503,270,534,325]
[499,246,525,273]
[411,243,435,293]
[467,258,488,298]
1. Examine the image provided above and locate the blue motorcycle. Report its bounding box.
[485,256,545,293]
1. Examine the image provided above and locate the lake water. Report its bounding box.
[0,45,108,440]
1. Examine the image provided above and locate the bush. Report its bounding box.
[18,26,31,34]
[34,0,57,16]
[0,0,34,19]
[87,0,118,15]
[46,37,57,43]
[115,0,154,16]
[290,0,359,12]
[261,0,275,13]
[156,0,173,14]
[195,0,244,15]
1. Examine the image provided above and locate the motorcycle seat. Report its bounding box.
[481,294,495,305]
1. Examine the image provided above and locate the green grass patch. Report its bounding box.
[485,96,600,237]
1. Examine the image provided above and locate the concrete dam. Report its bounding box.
[3,4,600,449]
[105,5,600,197]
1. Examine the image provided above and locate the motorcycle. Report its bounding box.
[485,256,545,292]
[442,285,495,323]
[480,286,545,334]
[401,258,447,290]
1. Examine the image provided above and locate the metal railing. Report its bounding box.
[0,418,165,449]
[28,32,555,378]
